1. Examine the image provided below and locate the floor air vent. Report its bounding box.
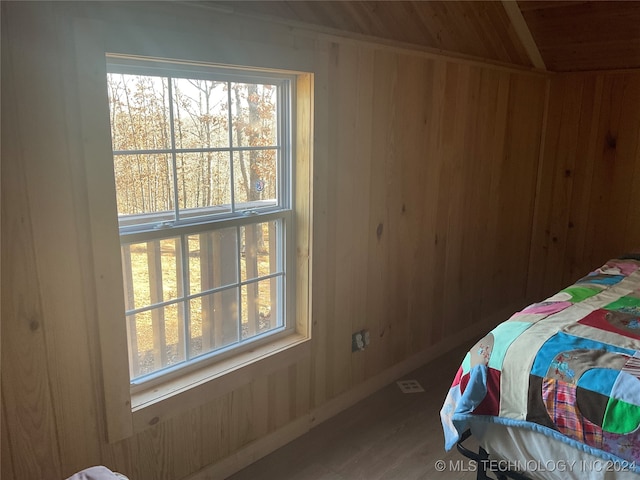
[396,379,425,393]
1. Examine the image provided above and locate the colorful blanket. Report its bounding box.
[441,256,640,471]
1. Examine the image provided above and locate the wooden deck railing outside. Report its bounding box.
[121,220,280,380]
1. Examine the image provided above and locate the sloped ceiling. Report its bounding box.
[519,1,640,71]
[210,1,534,67]
[207,0,640,72]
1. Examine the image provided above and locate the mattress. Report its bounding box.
[470,422,638,480]
[441,255,640,478]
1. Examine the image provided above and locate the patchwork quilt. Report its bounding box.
[441,256,640,471]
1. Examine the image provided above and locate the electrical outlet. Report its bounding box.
[352,331,364,352]
[352,329,369,352]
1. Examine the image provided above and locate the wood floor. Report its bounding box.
[228,343,479,480]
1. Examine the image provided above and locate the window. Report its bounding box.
[106,56,297,386]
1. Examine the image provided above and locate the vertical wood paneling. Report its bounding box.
[135,423,172,480]
[2,3,550,480]
[356,42,545,384]
[562,76,602,287]
[455,65,482,333]
[497,74,546,299]
[527,75,569,299]
[292,357,311,418]
[309,39,330,411]
[228,382,254,450]
[478,71,511,318]
[429,62,458,345]
[440,63,471,341]
[7,4,104,475]
[463,69,497,324]
[321,42,340,401]
[169,409,203,479]
[328,41,362,398]
[627,136,640,246]
[198,394,231,467]
[528,71,640,299]
[1,3,63,477]
[412,58,441,352]
[341,45,374,387]
[423,59,448,347]
[393,54,430,358]
[597,76,640,256]
[98,437,135,480]
[364,48,398,379]
[583,76,622,271]
[1,401,15,480]
[267,368,292,432]
[1,146,63,476]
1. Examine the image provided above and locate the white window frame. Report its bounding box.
[106,56,297,390]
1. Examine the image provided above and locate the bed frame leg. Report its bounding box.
[456,430,528,480]
[476,445,492,480]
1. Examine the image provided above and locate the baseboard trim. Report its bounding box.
[182,308,513,480]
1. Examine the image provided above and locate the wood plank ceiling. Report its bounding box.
[519,1,640,71]
[207,0,640,72]
[210,1,534,67]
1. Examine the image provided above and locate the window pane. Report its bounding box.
[231,82,278,147]
[190,289,239,356]
[128,303,185,379]
[124,237,183,310]
[177,152,231,218]
[114,154,175,227]
[188,228,238,295]
[172,78,229,149]
[163,303,186,366]
[127,310,151,377]
[241,277,280,339]
[241,221,279,282]
[233,149,278,210]
[107,73,171,151]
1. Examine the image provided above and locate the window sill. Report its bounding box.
[130,333,310,433]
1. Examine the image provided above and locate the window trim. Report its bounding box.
[74,17,313,442]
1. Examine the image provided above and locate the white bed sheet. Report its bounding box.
[66,466,130,480]
[471,423,639,480]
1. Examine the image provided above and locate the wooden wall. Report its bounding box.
[2,2,546,479]
[527,71,640,300]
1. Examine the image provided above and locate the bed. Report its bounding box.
[441,255,640,479]
[66,466,130,480]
